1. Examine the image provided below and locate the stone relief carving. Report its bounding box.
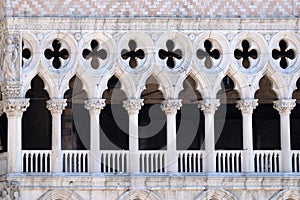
[0,181,21,200]
[2,34,20,82]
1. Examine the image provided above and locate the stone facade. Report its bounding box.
[1,1,300,200]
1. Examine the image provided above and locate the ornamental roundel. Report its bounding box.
[79,32,116,74]
[21,32,40,74]
[230,32,268,74]
[193,32,229,74]
[268,32,300,74]
[41,32,77,74]
[155,32,192,74]
[118,32,154,75]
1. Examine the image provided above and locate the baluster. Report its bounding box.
[222,154,226,172]
[260,153,264,172]
[83,153,86,173]
[226,153,230,172]
[184,153,187,173]
[270,153,273,172]
[141,153,144,173]
[159,153,163,173]
[29,153,33,173]
[274,153,278,172]
[179,153,182,173]
[25,153,29,172]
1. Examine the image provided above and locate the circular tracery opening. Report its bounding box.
[196,39,220,69]
[272,39,295,69]
[82,39,107,69]
[44,39,69,69]
[234,40,257,69]
[158,40,183,69]
[121,40,145,69]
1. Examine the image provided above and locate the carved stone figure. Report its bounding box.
[3,35,19,81]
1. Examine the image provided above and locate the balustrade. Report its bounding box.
[254,150,281,173]
[22,150,51,173]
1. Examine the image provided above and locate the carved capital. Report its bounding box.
[236,99,258,115]
[0,181,21,200]
[3,98,29,117]
[123,99,144,115]
[161,99,182,115]
[198,99,220,115]
[84,99,106,111]
[46,99,67,115]
[273,99,296,115]
[1,82,22,99]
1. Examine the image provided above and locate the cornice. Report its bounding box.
[4,17,300,31]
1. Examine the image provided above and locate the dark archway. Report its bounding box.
[291,77,300,150]
[62,76,90,150]
[139,76,166,150]
[177,75,204,150]
[100,75,128,150]
[253,76,280,150]
[215,75,242,150]
[22,75,51,150]
[0,113,7,152]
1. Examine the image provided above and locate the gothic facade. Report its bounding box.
[1,1,300,199]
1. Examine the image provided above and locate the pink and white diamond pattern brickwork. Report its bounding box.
[7,0,299,18]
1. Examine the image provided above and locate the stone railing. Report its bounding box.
[178,150,204,173]
[22,150,51,173]
[254,150,281,173]
[216,150,242,173]
[139,151,166,173]
[0,152,8,175]
[99,150,128,173]
[62,150,89,173]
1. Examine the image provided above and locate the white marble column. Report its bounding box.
[3,98,29,173]
[236,99,258,173]
[273,99,296,172]
[123,99,144,173]
[161,99,182,173]
[85,99,106,173]
[198,99,220,173]
[46,99,67,173]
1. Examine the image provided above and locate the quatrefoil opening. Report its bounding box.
[196,40,220,69]
[121,40,145,69]
[44,39,69,69]
[272,39,295,69]
[22,40,31,67]
[159,40,183,69]
[82,39,107,69]
[234,40,257,69]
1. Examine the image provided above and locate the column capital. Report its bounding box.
[1,82,22,99]
[161,99,182,115]
[46,99,67,115]
[236,99,258,114]
[198,99,220,115]
[273,99,296,115]
[123,99,144,115]
[84,99,106,111]
[3,98,29,117]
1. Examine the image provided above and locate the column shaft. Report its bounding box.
[85,99,105,173]
[236,99,257,173]
[47,99,67,173]
[161,99,182,173]
[274,99,295,172]
[199,99,220,173]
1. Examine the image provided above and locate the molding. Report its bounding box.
[5,17,300,31]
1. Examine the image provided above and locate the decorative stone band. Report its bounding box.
[198,99,220,115]
[161,99,182,115]
[46,99,67,114]
[3,98,29,117]
[123,99,144,115]
[273,99,296,115]
[84,99,106,111]
[236,99,258,115]
[1,82,22,100]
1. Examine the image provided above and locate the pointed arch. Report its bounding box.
[269,189,300,200]
[194,189,238,200]
[264,69,289,99]
[38,189,83,200]
[117,189,162,200]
